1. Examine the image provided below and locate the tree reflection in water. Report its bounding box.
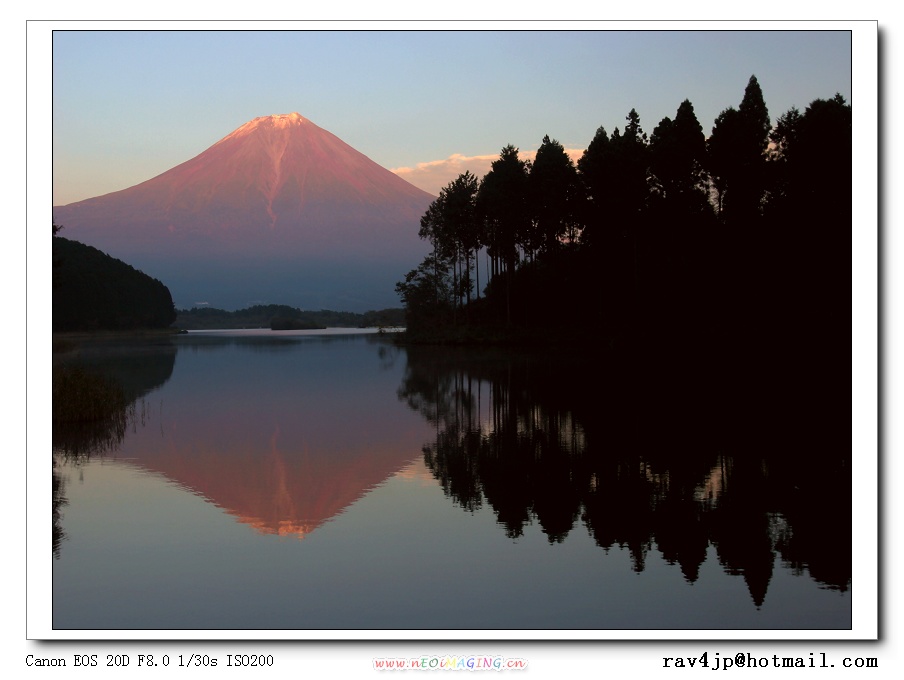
[397,343,851,607]
[51,338,177,557]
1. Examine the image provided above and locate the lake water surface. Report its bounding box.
[51,330,852,633]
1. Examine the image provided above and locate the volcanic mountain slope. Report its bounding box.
[53,113,434,310]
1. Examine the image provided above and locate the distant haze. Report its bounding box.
[53,113,435,312]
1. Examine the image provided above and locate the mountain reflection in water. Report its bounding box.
[54,332,425,543]
[51,331,852,628]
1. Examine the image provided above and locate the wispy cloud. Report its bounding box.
[391,153,497,196]
[392,148,585,196]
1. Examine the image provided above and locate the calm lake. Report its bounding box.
[51,329,851,632]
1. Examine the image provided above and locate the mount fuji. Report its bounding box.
[52,113,434,311]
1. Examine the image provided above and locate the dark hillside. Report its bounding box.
[53,236,176,332]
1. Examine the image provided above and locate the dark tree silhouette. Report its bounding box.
[396,75,851,355]
[395,251,454,333]
[705,76,773,334]
[476,145,531,325]
[761,93,852,445]
[646,99,716,330]
[528,135,579,258]
[574,113,650,333]
[611,109,651,225]
[414,173,481,319]
[707,75,771,224]
[575,125,611,252]
[763,94,851,339]
[590,110,650,332]
[649,100,707,202]
[442,172,482,309]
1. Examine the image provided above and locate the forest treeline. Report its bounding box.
[172,305,405,330]
[53,233,176,332]
[396,75,852,349]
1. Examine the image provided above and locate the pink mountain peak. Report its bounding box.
[52,113,433,310]
[217,112,311,145]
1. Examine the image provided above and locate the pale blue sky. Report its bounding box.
[52,29,853,204]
